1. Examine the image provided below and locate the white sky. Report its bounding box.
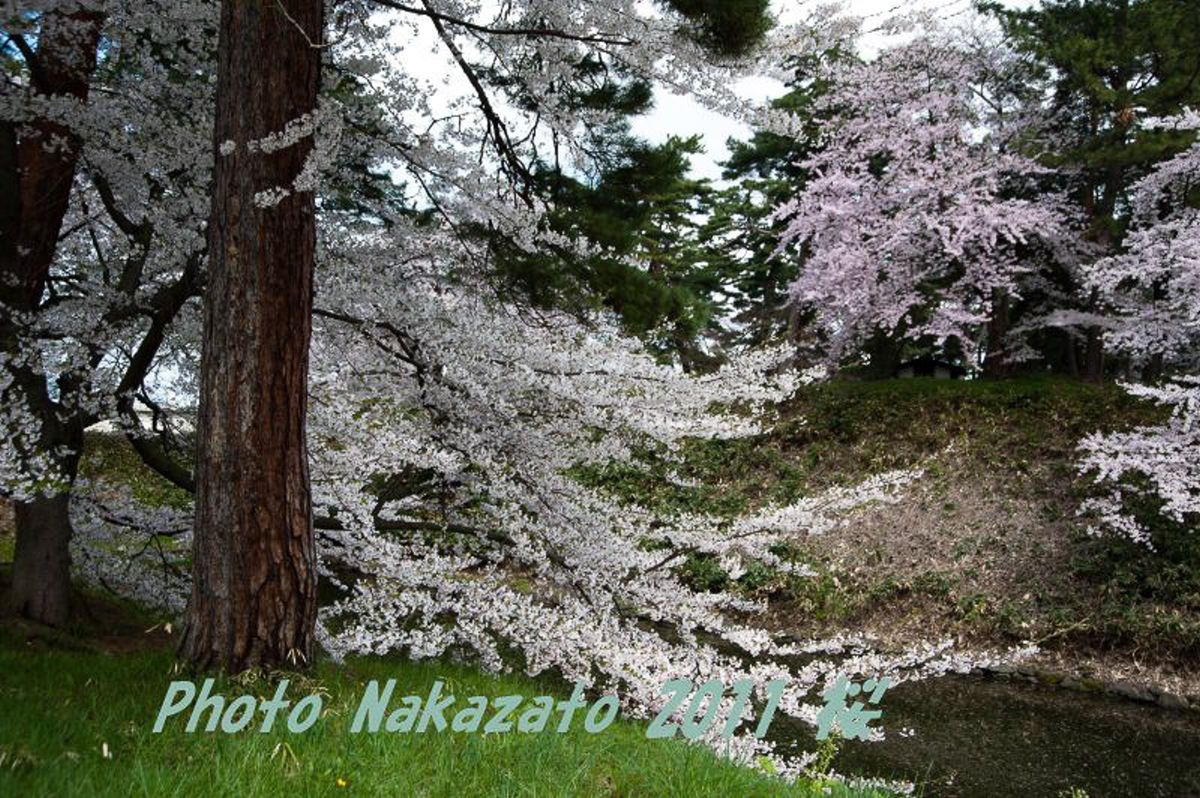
[630,0,1036,180]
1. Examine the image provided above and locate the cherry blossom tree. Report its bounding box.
[2,0,781,632]
[1078,110,1200,545]
[772,24,1072,376]
[1,0,210,624]
[1,1,102,625]
[76,237,1023,778]
[175,0,791,672]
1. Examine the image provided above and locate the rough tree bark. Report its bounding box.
[0,4,103,626]
[178,0,324,672]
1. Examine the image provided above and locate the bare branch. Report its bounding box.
[369,0,634,46]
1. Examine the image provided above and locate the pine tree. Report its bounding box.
[178,0,774,669]
[699,47,846,354]
[479,62,720,368]
[179,0,323,672]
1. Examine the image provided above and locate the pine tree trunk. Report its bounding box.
[179,0,323,673]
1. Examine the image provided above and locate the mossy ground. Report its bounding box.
[78,433,193,510]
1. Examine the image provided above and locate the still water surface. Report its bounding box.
[775,675,1200,797]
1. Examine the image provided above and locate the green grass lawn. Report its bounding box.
[0,627,891,798]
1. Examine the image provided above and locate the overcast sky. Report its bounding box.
[386,0,1036,183]
[630,0,1035,180]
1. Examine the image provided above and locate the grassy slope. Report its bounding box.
[78,433,193,510]
[0,611,885,798]
[588,376,1199,672]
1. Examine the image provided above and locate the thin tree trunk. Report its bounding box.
[983,288,1010,379]
[1065,329,1079,378]
[863,328,902,379]
[179,0,323,673]
[1084,327,1105,382]
[1143,352,1164,383]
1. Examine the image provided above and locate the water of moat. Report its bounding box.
[771,674,1200,797]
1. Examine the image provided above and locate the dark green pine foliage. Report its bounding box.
[479,1,774,367]
[491,132,718,367]
[986,0,1200,244]
[698,48,848,350]
[475,68,716,365]
[322,66,422,227]
[659,0,773,57]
